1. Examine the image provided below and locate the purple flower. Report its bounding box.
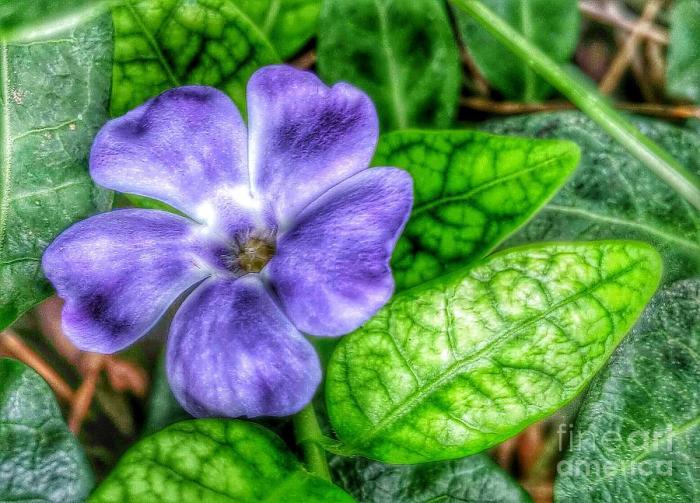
[42,66,413,418]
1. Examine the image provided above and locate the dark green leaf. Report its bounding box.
[0,0,113,41]
[331,454,531,503]
[375,130,579,291]
[110,0,279,116]
[142,352,190,436]
[455,0,579,102]
[667,0,700,103]
[555,279,700,502]
[0,15,112,331]
[317,0,460,130]
[0,358,93,502]
[90,419,354,502]
[235,0,321,59]
[481,112,700,284]
[326,241,661,463]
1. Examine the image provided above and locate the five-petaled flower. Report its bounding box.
[42,65,413,418]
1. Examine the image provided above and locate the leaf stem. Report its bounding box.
[292,402,332,481]
[450,0,700,211]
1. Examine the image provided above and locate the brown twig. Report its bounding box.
[579,0,668,45]
[460,96,700,120]
[598,0,664,95]
[68,353,104,434]
[460,46,490,97]
[0,329,75,402]
[291,49,316,70]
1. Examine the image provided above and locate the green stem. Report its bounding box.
[292,402,332,481]
[451,0,700,211]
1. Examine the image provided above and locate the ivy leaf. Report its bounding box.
[454,0,579,102]
[481,112,700,284]
[110,0,279,116]
[326,241,661,464]
[331,454,531,503]
[0,0,113,41]
[90,419,354,502]
[0,15,112,331]
[376,130,580,291]
[0,358,94,502]
[234,0,321,59]
[317,0,460,130]
[667,0,700,103]
[555,279,700,502]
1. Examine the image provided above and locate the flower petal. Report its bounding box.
[247,65,379,225]
[90,86,252,232]
[267,168,413,336]
[166,275,321,418]
[42,209,213,353]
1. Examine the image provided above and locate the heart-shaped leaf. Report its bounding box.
[331,454,531,502]
[0,358,93,502]
[481,112,700,284]
[455,0,580,101]
[554,279,700,502]
[326,241,661,463]
[0,15,112,331]
[375,130,580,291]
[667,0,700,103]
[317,0,460,130]
[90,419,354,502]
[110,0,279,116]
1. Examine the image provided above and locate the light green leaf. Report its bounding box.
[667,0,700,103]
[234,0,321,59]
[90,419,354,502]
[376,130,580,291]
[331,454,531,502]
[0,358,93,502]
[317,0,460,130]
[110,0,279,116]
[555,279,700,502]
[0,15,112,331]
[326,241,662,464]
[481,112,700,284]
[455,0,579,102]
[0,0,113,41]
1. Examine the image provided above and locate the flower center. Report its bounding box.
[236,236,276,273]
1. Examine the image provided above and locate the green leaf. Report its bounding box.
[481,112,700,284]
[234,0,321,59]
[0,358,93,501]
[554,279,700,502]
[667,0,700,103]
[454,0,579,102]
[90,419,354,502]
[0,0,113,41]
[0,15,113,331]
[331,454,531,502]
[326,241,662,464]
[110,0,279,117]
[317,0,460,130]
[142,352,190,436]
[376,130,580,291]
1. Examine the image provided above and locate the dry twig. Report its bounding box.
[579,0,668,45]
[68,353,104,434]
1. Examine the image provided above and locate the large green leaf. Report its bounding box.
[667,0,700,103]
[481,112,700,284]
[326,241,661,464]
[0,15,112,330]
[455,0,579,101]
[110,0,279,116]
[235,0,321,59]
[331,454,531,502]
[376,130,580,291]
[555,279,700,502]
[0,0,113,41]
[0,358,93,502]
[90,419,354,502]
[317,0,460,130]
